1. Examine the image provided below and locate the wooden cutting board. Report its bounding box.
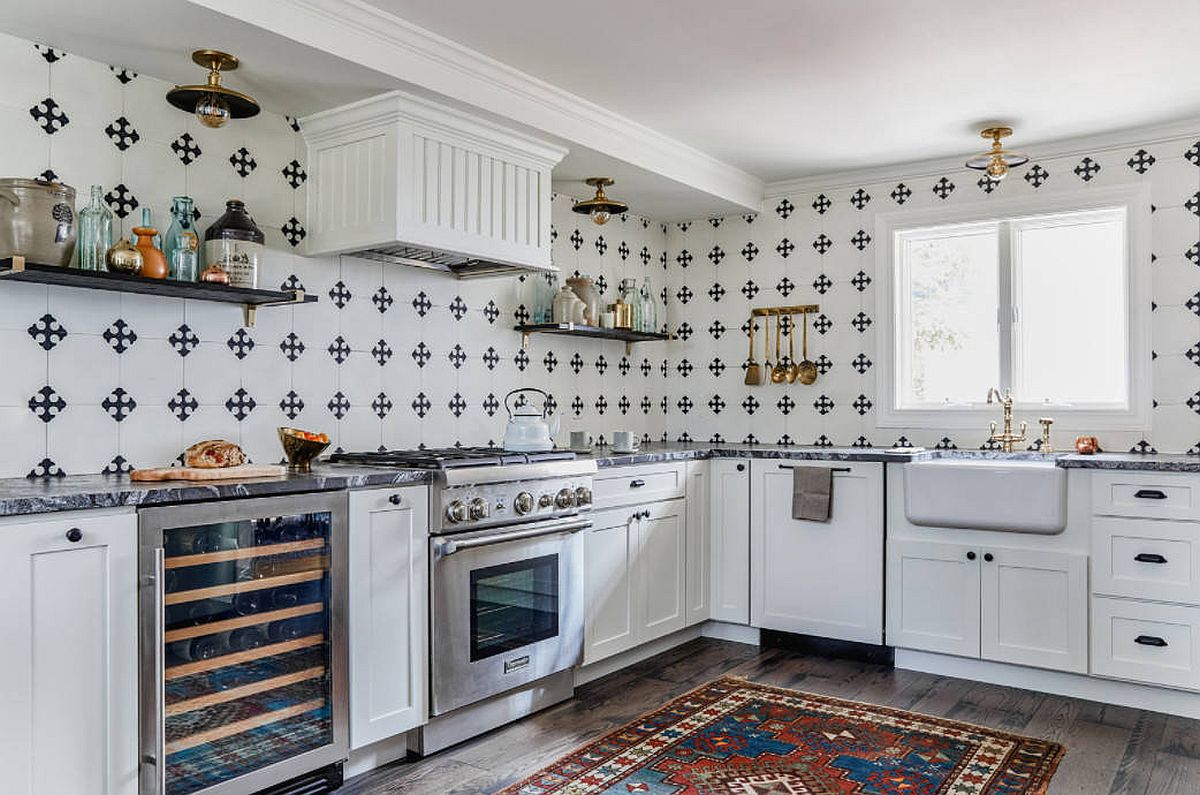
[130,464,287,482]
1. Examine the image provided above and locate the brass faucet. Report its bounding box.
[986,387,1026,453]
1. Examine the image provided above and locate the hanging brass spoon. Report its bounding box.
[797,309,818,385]
[771,312,788,383]
[744,315,762,386]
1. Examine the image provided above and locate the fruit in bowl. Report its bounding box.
[278,427,331,472]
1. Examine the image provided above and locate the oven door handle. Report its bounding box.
[434,518,592,557]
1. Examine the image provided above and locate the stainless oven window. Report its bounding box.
[469,553,559,662]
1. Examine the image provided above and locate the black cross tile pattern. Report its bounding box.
[103,319,137,353]
[104,183,138,218]
[169,389,198,421]
[741,280,760,300]
[775,198,795,219]
[110,66,136,84]
[812,234,832,255]
[812,274,832,295]
[708,245,726,266]
[28,385,66,423]
[851,230,871,250]
[372,339,393,366]
[226,329,254,359]
[282,159,307,188]
[1186,192,1200,218]
[225,388,257,421]
[36,169,59,184]
[514,349,530,371]
[329,281,352,308]
[483,393,500,416]
[448,344,467,369]
[280,391,304,420]
[850,188,871,210]
[327,392,350,420]
[812,194,832,215]
[171,133,202,165]
[569,228,583,250]
[851,271,872,292]
[594,236,608,256]
[1075,157,1101,181]
[618,241,630,260]
[676,249,694,268]
[932,177,955,199]
[328,336,351,364]
[102,455,132,475]
[280,274,305,292]
[28,458,65,480]
[448,296,468,320]
[104,116,139,151]
[776,238,796,258]
[35,44,65,63]
[372,393,393,419]
[411,342,431,368]
[740,242,759,262]
[229,147,257,177]
[483,346,500,370]
[1127,149,1156,174]
[977,175,1001,194]
[891,183,912,204]
[29,98,69,134]
[280,332,306,362]
[101,388,136,422]
[1024,165,1050,188]
[28,314,67,350]
[168,324,199,357]
[371,286,394,313]
[282,217,306,247]
[411,291,430,316]
[483,300,500,323]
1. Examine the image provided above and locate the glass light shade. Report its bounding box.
[195,92,231,128]
[591,208,611,225]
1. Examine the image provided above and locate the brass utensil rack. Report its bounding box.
[747,304,820,386]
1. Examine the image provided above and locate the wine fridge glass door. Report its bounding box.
[139,493,348,795]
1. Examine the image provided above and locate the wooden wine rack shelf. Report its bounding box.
[166,666,326,718]
[166,698,326,754]
[165,568,324,606]
[165,538,326,569]
[166,635,325,680]
[165,602,324,643]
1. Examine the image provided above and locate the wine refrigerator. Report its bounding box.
[138,493,349,795]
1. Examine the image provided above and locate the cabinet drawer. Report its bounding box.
[0,510,135,547]
[1093,517,1200,604]
[1091,597,1200,691]
[593,464,685,509]
[1092,472,1200,520]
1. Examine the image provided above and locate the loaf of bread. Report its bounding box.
[183,440,247,469]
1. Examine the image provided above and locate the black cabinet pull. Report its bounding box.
[1134,489,1168,500]
[630,479,646,488]
[388,494,403,505]
[984,552,994,563]
[65,527,82,543]
[736,463,745,472]
[1134,635,1169,648]
[966,551,976,561]
[1134,553,1168,564]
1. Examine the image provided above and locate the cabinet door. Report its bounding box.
[751,461,884,643]
[348,487,429,749]
[0,512,138,795]
[639,499,687,643]
[583,507,639,664]
[980,547,1087,673]
[709,459,751,624]
[886,539,981,657]
[685,462,709,626]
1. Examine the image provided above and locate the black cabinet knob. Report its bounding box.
[388,494,402,505]
[630,479,646,488]
[1134,489,1168,500]
[984,553,994,563]
[1134,635,1168,648]
[1134,552,1168,564]
[736,463,745,472]
[966,551,976,561]
[65,527,82,543]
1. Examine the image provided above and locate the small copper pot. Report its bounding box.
[1074,435,1101,455]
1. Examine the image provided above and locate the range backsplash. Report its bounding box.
[0,32,670,479]
[662,135,1200,454]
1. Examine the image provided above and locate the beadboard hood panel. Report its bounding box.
[301,90,567,277]
[0,32,668,479]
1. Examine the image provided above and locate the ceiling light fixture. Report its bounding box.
[166,49,260,129]
[571,177,629,225]
[965,126,1029,181]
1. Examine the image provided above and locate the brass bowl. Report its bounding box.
[278,427,330,472]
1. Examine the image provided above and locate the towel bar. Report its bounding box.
[777,464,852,473]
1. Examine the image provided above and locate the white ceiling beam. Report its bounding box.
[186,0,764,212]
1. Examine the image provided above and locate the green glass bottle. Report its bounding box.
[77,185,112,271]
[163,197,199,281]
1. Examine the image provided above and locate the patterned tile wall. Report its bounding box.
[0,33,669,478]
[664,139,1200,453]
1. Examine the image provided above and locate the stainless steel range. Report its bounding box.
[329,447,596,754]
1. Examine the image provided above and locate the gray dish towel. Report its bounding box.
[791,466,833,521]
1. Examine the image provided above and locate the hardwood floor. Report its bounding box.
[340,638,1200,794]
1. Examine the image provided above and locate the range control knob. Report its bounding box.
[555,488,575,509]
[538,493,554,508]
[446,500,468,524]
[574,486,592,506]
[469,498,489,521]
[514,492,534,515]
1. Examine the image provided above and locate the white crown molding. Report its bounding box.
[764,116,1200,199]
[186,0,763,212]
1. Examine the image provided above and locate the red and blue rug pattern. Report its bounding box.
[499,677,1063,795]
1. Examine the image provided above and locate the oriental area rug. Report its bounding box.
[498,676,1063,795]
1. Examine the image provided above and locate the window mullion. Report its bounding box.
[997,220,1015,396]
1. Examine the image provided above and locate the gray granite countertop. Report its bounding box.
[0,465,431,518]
[2,444,1195,518]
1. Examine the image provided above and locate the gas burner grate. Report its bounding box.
[329,447,577,469]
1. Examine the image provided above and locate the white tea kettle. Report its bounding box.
[503,388,561,451]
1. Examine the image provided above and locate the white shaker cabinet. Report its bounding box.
[750,461,884,644]
[709,459,751,624]
[886,539,981,657]
[684,462,709,626]
[348,486,429,749]
[584,498,687,665]
[0,511,139,795]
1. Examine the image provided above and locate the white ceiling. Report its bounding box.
[366,0,1200,182]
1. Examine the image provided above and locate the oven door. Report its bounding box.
[429,516,587,716]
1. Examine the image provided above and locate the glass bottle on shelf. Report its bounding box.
[137,207,161,249]
[537,273,558,323]
[640,276,658,334]
[619,278,640,331]
[77,185,112,271]
[204,199,264,289]
[164,196,199,282]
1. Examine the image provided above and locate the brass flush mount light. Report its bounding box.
[166,49,260,129]
[571,177,629,225]
[965,126,1029,181]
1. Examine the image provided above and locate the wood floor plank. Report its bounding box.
[344,638,1200,795]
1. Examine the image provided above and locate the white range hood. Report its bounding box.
[301,90,568,278]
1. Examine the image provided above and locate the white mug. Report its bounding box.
[612,430,639,454]
[569,430,593,451]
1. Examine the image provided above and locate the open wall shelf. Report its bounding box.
[0,256,315,327]
[514,323,670,355]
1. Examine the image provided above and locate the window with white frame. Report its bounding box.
[878,188,1150,430]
